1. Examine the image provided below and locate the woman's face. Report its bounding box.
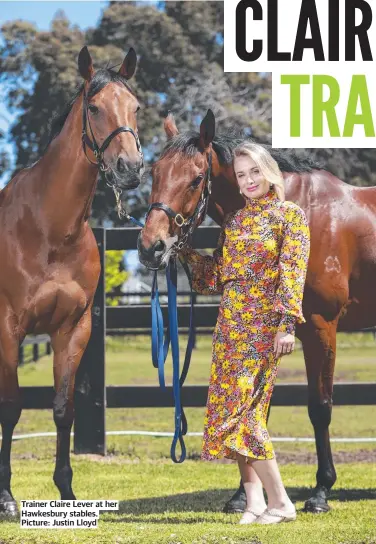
[234,155,270,199]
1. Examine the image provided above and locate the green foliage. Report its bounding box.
[1,1,375,223]
[0,2,273,222]
[105,250,128,306]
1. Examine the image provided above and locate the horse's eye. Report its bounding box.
[191,175,204,189]
[135,106,141,114]
[88,104,99,115]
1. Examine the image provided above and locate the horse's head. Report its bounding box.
[78,46,143,190]
[138,110,215,269]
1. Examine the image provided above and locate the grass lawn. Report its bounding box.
[0,461,375,544]
[1,334,374,542]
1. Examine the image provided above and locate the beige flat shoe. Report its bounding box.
[239,508,266,525]
[255,508,297,525]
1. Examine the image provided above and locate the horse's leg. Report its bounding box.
[0,325,21,516]
[51,309,91,499]
[301,315,338,513]
[223,479,246,513]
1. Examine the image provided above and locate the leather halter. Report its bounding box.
[81,86,143,185]
[146,151,212,250]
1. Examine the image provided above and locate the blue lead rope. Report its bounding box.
[124,212,194,463]
[178,256,195,392]
[150,258,194,463]
[166,259,186,463]
[125,212,171,389]
[151,271,170,389]
[124,214,145,228]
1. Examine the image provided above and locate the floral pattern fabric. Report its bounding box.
[182,190,310,461]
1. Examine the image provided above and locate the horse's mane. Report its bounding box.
[47,69,135,145]
[161,130,324,173]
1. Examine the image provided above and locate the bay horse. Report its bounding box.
[138,110,376,514]
[0,46,142,515]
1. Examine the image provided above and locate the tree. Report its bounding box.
[105,251,128,306]
[0,129,10,177]
[1,0,376,225]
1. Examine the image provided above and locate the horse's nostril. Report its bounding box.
[154,240,165,253]
[117,157,126,173]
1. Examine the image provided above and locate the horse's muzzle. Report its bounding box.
[104,166,142,191]
[137,234,167,270]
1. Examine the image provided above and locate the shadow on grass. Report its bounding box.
[0,514,20,525]
[102,486,376,523]
[287,486,376,503]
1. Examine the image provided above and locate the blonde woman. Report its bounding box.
[180,142,310,524]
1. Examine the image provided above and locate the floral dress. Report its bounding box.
[182,189,310,461]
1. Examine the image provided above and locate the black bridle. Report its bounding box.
[81,87,143,185]
[146,151,212,250]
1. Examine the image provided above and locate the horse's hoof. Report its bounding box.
[303,494,331,514]
[0,501,19,518]
[223,489,247,514]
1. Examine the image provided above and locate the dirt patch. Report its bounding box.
[208,449,375,465]
[277,449,376,464]
[12,449,376,465]
[276,368,306,381]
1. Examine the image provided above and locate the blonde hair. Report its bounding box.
[233,142,285,201]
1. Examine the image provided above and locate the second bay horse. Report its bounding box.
[138,110,376,513]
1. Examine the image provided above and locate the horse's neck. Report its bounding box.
[35,95,98,240]
[283,170,347,207]
[210,158,245,224]
[283,172,308,206]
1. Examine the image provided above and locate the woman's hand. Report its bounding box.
[178,246,193,255]
[274,331,295,358]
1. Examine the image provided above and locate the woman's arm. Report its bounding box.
[180,226,226,295]
[274,203,311,335]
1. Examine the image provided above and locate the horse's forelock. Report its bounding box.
[87,69,135,100]
[161,132,201,159]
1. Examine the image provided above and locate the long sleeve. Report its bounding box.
[180,226,226,295]
[274,203,310,334]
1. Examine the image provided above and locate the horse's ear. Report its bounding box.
[78,46,94,82]
[199,109,216,150]
[119,47,137,80]
[164,112,179,139]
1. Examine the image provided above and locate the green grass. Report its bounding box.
[8,404,376,463]
[2,334,375,542]
[18,333,376,386]
[1,461,376,543]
